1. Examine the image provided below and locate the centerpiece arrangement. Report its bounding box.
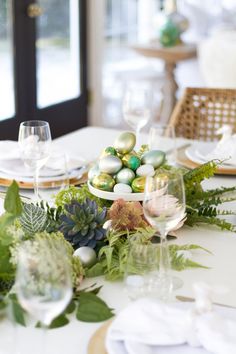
[0,131,236,329]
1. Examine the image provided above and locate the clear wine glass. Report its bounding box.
[15,238,72,352]
[123,87,152,147]
[18,120,52,200]
[143,170,186,300]
[148,124,176,165]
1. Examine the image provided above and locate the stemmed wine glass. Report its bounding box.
[143,170,186,300]
[123,87,152,147]
[15,238,72,352]
[18,120,52,200]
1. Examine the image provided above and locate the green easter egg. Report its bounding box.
[122,154,141,171]
[92,173,115,192]
[114,132,136,154]
[101,146,117,158]
[131,176,146,193]
[141,150,165,169]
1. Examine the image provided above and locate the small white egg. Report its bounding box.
[114,183,132,194]
[136,164,155,177]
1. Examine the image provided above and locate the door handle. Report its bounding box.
[27,3,44,18]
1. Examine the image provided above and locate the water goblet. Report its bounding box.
[18,120,52,200]
[15,238,72,353]
[123,87,152,147]
[143,170,186,300]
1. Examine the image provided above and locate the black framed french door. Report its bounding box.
[0,0,87,140]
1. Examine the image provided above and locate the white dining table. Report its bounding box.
[0,126,236,354]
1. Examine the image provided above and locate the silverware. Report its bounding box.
[176,295,236,309]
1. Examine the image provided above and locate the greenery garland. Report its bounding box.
[0,160,235,328]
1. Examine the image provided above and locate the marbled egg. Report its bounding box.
[88,164,100,182]
[114,183,132,194]
[114,132,136,154]
[99,155,122,174]
[116,168,135,185]
[141,150,165,169]
[122,154,141,171]
[131,176,146,193]
[101,146,117,158]
[92,173,115,191]
[136,164,155,177]
[74,247,96,268]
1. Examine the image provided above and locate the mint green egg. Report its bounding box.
[116,168,135,185]
[122,154,141,171]
[114,132,136,154]
[141,150,165,169]
[88,164,100,182]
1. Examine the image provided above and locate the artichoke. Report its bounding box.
[59,198,107,249]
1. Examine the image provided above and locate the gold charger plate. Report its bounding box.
[87,320,112,354]
[177,146,236,175]
[0,173,88,189]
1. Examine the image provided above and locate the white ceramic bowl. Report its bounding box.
[87,181,144,201]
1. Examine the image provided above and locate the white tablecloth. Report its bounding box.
[0,126,236,354]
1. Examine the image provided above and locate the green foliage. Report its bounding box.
[137,144,149,158]
[4,180,22,216]
[76,292,114,322]
[19,203,48,236]
[55,184,111,209]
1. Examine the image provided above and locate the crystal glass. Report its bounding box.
[18,120,52,200]
[125,236,159,300]
[123,87,152,147]
[15,238,72,352]
[143,170,186,300]
[148,124,176,165]
[38,150,69,205]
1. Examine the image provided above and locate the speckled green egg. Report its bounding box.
[99,155,122,174]
[131,176,146,193]
[114,132,136,154]
[101,146,117,158]
[92,173,115,191]
[88,164,100,182]
[116,168,135,185]
[141,150,166,169]
[122,154,141,171]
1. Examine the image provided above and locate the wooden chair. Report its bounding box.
[169,87,236,141]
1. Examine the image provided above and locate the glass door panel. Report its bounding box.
[36,0,80,108]
[0,0,15,120]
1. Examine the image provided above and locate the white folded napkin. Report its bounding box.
[106,297,236,354]
[196,126,236,166]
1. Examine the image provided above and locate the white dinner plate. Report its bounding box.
[88,182,144,201]
[185,142,236,170]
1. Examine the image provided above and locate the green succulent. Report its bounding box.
[59,199,107,250]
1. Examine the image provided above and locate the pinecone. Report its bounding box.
[59,198,107,249]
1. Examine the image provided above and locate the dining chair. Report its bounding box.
[169,87,236,141]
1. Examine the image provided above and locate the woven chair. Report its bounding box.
[169,87,236,141]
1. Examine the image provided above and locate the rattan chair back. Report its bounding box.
[169,87,236,141]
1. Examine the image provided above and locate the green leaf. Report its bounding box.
[19,203,48,236]
[4,181,22,216]
[9,294,26,326]
[49,314,69,329]
[79,285,103,295]
[85,262,105,278]
[76,292,114,322]
[65,300,76,314]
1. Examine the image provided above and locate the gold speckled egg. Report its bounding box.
[141,150,166,169]
[122,154,141,171]
[114,132,136,154]
[99,155,122,174]
[92,173,115,191]
[100,146,117,158]
[131,176,146,193]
